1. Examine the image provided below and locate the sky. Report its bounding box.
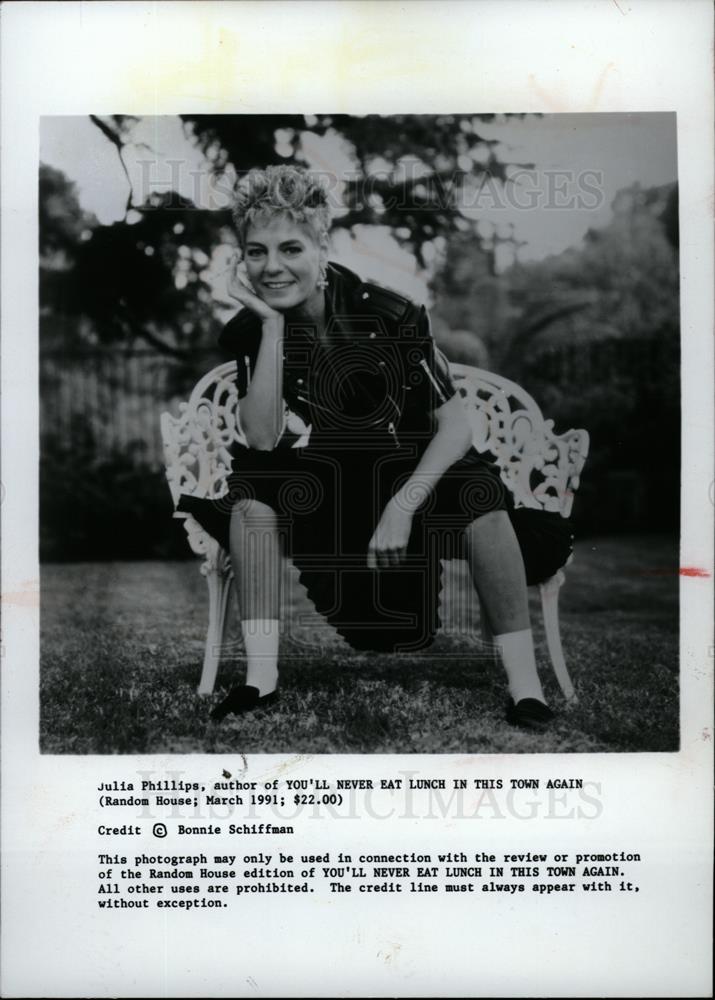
[40,113,677,301]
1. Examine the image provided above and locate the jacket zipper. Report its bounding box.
[296,374,403,449]
[298,393,402,449]
[386,392,402,448]
[419,358,447,403]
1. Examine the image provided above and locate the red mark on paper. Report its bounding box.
[635,566,711,578]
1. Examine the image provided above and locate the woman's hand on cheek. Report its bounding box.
[226,253,282,322]
[367,497,413,569]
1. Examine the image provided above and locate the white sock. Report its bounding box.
[242,619,280,696]
[494,628,546,705]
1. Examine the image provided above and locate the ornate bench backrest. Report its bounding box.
[161,361,589,519]
[449,363,589,516]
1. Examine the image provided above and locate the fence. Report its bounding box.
[40,347,221,469]
[38,335,679,558]
[40,336,678,466]
[523,334,679,393]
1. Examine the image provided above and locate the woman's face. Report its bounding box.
[243,215,325,312]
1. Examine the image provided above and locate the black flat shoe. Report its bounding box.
[210,684,279,722]
[506,697,554,731]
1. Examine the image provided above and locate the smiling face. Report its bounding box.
[243,214,327,314]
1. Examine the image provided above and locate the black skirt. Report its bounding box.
[177,442,573,652]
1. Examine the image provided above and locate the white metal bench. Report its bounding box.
[161,361,589,701]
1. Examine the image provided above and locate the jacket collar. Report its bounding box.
[325,261,362,317]
[323,261,368,339]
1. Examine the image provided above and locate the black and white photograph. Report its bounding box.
[39,111,680,754]
[2,3,712,998]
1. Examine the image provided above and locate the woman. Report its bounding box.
[181,164,572,731]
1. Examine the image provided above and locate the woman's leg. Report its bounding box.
[230,497,283,622]
[463,510,547,708]
[227,498,282,698]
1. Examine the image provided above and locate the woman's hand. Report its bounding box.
[366,395,472,566]
[367,497,414,569]
[226,253,282,323]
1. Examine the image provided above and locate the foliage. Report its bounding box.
[502,183,679,369]
[41,114,530,357]
[182,113,533,267]
[40,164,97,259]
[40,422,187,561]
[39,119,681,546]
[469,182,681,534]
[41,165,230,356]
[428,231,511,361]
[67,201,229,355]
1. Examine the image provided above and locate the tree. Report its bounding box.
[496,181,680,532]
[40,163,230,356]
[182,113,534,268]
[40,164,97,260]
[499,182,679,373]
[45,112,535,354]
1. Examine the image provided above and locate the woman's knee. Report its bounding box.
[463,509,520,563]
[230,497,280,527]
[229,498,284,568]
[465,509,509,534]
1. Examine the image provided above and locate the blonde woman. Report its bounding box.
[180,165,572,731]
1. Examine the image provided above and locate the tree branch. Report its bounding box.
[89,115,135,214]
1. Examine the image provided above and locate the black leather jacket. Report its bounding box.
[218,261,456,452]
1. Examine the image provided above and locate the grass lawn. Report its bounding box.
[40,534,679,755]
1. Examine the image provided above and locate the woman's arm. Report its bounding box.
[367,394,473,567]
[226,257,285,450]
[238,316,285,450]
[395,393,473,511]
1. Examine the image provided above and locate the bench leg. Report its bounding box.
[180,516,235,694]
[539,569,578,705]
[198,543,234,696]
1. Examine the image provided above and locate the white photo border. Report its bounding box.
[2,2,713,997]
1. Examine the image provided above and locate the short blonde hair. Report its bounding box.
[232,165,331,249]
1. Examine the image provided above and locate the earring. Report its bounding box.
[316,262,328,290]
